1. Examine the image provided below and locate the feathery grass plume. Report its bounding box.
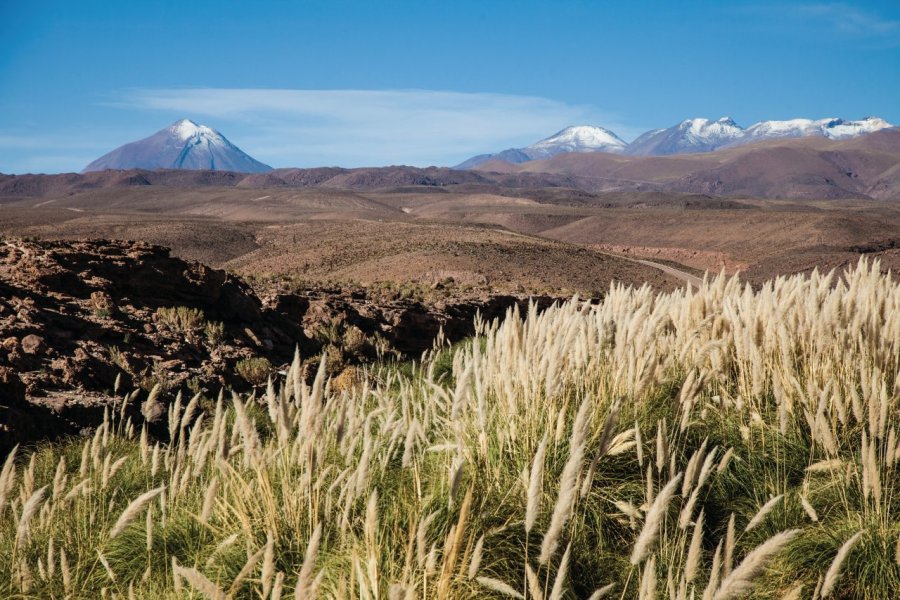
[780,584,803,600]
[228,544,264,597]
[145,503,154,552]
[713,529,800,600]
[109,486,165,539]
[639,555,657,600]
[800,495,818,522]
[685,509,705,583]
[60,546,71,594]
[656,421,668,473]
[15,485,47,549]
[820,530,863,597]
[262,532,276,598]
[467,534,484,580]
[477,576,525,599]
[526,563,545,600]
[200,476,218,524]
[724,514,735,578]
[526,436,548,533]
[173,564,227,600]
[295,523,323,599]
[717,448,734,474]
[615,500,643,521]
[549,542,572,600]
[745,494,783,532]
[587,583,616,599]
[539,396,591,564]
[630,473,683,565]
[97,550,116,582]
[0,444,18,514]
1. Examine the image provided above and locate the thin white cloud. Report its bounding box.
[742,3,900,40]
[116,88,639,167]
[795,3,900,36]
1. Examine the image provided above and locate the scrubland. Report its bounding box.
[1,259,899,599]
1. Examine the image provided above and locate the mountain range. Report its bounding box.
[4,127,898,201]
[83,119,272,174]
[457,116,893,168]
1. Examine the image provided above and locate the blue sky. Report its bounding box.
[1,0,898,172]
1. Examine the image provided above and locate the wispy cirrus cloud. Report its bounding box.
[113,88,637,167]
[740,2,900,42]
[794,3,900,36]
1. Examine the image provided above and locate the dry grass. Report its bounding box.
[1,258,899,598]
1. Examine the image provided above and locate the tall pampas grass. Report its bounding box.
[630,474,683,565]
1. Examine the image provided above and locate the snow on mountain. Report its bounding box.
[624,117,744,156]
[454,125,626,169]
[525,126,627,158]
[627,116,894,156]
[741,116,893,143]
[83,119,272,173]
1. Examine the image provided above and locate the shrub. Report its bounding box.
[204,321,225,346]
[235,356,273,386]
[155,306,205,331]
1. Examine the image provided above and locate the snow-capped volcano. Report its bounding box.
[625,117,744,156]
[83,119,272,173]
[454,124,626,169]
[525,125,627,158]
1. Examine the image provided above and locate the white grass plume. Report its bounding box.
[173,564,226,600]
[630,473,683,565]
[15,485,47,548]
[526,436,548,533]
[821,530,863,597]
[744,494,783,532]
[477,576,524,598]
[713,529,800,600]
[109,486,165,539]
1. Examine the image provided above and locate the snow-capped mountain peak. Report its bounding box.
[170,118,222,142]
[527,125,627,156]
[83,119,272,173]
[454,124,627,168]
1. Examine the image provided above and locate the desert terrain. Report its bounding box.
[1,178,898,292]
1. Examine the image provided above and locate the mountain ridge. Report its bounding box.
[457,116,894,167]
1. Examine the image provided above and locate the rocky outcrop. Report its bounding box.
[0,238,563,452]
